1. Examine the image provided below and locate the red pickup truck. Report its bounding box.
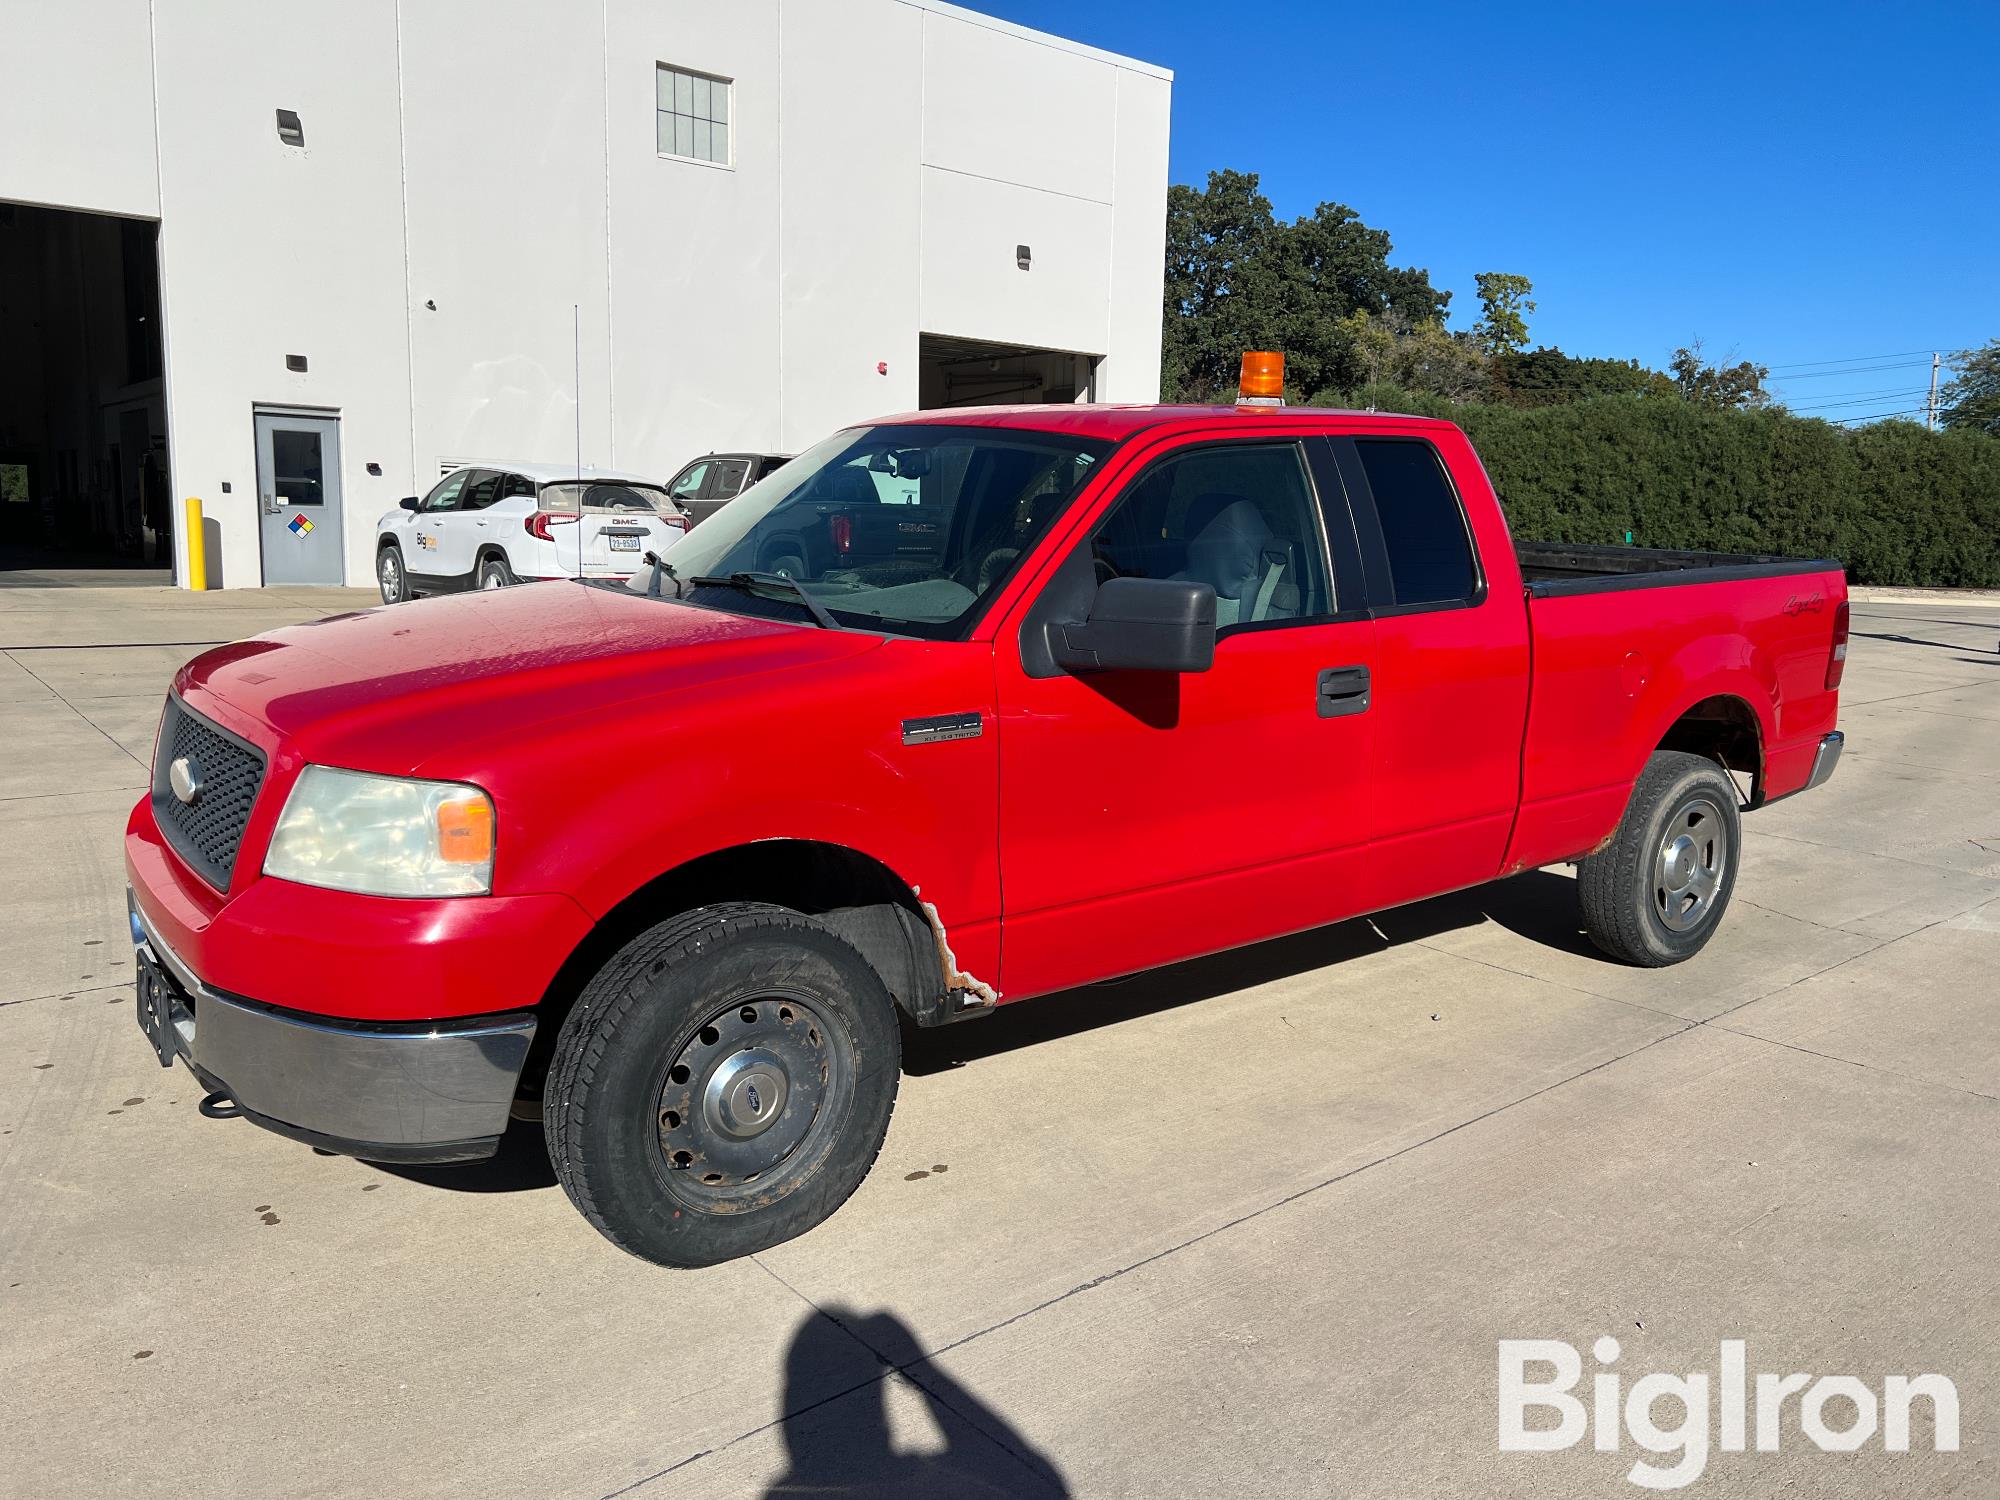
[127,398,1848,1266]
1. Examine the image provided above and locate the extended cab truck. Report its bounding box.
[126,402,1849,1267]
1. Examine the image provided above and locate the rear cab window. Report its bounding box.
[1346,437,1481,609]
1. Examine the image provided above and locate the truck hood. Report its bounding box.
[175,581,881,774]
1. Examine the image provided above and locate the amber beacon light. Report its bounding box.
[1238,350,1286,405]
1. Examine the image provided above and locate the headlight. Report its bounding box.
[264,766,495,897]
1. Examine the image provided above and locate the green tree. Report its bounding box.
[1939,339,2000,435]
[1489,346,1675,408]
[1471,272,1536,353]
[1670,341,1770,410]
[1332,310,1489,404]
[1162,170,1284,403]
[1161,170,1448,403]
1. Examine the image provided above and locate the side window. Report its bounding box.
[421,471,469,513]
[706,459,751,498]
[670,461,710,500]
[500,472,536,501]
[1355,440,1477,607]
[461,472,503,511]
[1091,443,1331,629]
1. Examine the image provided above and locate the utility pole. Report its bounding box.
[1927,351,1941,431]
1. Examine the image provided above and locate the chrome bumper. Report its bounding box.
[130,896,535,1164]
[1804,730,1845,792]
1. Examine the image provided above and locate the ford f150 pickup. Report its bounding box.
[127,380,1848,1266]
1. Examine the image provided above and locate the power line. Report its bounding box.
[1826,407,1928,425]
[1786,387,1931,412]
[1769,360,1935,381]
[1765,348,1943,372]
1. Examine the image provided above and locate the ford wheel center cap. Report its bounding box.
[169,756,203,806]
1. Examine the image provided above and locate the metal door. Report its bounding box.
[255,410,344,584]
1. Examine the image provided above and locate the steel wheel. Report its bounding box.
[1654,795,1728,932]
[654,992,846,1209]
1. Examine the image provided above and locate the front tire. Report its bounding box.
[1578,750,1742,966]
[544,903,900,1267]
[377,543,410,604]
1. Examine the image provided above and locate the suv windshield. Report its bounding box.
[542,481,678,516]
[636,424,1110,638]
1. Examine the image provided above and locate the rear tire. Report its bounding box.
[1578,750,1742,966]
[377,543,410,604]
[544,903,900,1267]
[478,554,517,590]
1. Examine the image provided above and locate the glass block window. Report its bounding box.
[656,65,731,165]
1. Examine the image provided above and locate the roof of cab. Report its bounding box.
[864,403,1453,440]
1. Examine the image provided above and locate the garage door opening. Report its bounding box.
[0,202,170,582]
[918,335,1097,410]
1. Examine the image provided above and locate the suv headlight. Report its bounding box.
[264,766,495,897]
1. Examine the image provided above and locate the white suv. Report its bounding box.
[375,462,689,603]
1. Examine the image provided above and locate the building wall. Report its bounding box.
[149,0,415,588]
[0,0,1170,587]
[0,0,159,219]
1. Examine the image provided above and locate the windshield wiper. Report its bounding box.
[642,551,682,598]
[690,570,838,630]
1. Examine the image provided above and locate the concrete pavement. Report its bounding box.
[1,584,1995,1497]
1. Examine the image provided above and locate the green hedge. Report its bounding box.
[1318,388,2000,587]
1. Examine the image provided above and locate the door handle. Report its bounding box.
[1317,664,1371,718]
[262,495,279,515]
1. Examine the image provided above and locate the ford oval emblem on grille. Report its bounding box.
[169,756,204,806]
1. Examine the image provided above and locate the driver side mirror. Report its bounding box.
[399,496,420,511]
[1051,577,1216,674]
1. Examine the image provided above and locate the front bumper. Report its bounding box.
[132,895,535,1163]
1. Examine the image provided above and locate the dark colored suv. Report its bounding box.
[666,452,792,528]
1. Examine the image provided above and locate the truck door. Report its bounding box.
[993,436,1377,999]
[1322,433,1532,908]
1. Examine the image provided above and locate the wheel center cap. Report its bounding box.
[704,1049,790,1140]
[1661,835,1698,891]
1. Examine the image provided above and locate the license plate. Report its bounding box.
[608,534,642,552]
[135,955,180,1068]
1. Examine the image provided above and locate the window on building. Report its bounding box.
[1354,439,1478,607]
[656,65,732,165]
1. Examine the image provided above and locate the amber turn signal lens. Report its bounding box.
[1239,350,1286,401]
[436,796,495,865]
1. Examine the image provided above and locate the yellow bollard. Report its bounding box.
[183,497,207,591]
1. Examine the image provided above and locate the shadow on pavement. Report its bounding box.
[765,1309,1068,1498]
[905,867,1591,1074]
[368,1118,557,1194]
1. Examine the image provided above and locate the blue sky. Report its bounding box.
[975,0,2000,420]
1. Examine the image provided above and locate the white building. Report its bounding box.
[0,0,1170,588]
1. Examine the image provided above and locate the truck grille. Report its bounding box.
[152,696,267,890]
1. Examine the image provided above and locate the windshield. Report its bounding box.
[541,481,678,516]
[638,424,1111,638]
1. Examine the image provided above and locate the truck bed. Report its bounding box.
[1517,541,1840,598]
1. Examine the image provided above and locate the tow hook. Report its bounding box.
[197,1091,243,1121]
